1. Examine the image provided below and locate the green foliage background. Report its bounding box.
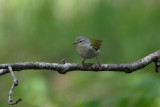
[0,0,160,107]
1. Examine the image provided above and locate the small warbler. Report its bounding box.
[74,36,102,65]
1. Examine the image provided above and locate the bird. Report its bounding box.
[74,36,102,66]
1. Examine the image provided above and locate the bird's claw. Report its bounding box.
[98,62,102,69]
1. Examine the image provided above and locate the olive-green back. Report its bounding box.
[90,38,102,50]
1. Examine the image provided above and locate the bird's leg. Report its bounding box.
[96,57,101,68]
[82,59,88,68]
[82,59,86,64]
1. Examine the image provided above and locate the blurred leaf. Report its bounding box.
[73,100,101,107]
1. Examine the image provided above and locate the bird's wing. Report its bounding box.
[90,38,102,50]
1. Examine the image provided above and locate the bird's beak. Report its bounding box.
[73,42,77,45]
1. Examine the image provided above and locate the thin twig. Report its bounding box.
[61,59,67,64]
[8,66,22,105]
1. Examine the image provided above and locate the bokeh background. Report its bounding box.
[0,0,160,107]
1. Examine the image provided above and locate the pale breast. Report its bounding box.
[76,45,99,59]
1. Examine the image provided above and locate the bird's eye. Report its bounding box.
[79,40,82,42]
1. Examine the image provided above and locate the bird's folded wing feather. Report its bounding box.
[90,38,102,50]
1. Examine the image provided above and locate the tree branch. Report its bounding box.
[0,50,159,76]
[1,50,160,105]
[8,66,22,105]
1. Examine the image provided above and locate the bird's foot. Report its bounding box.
[81,61,88,68]
[98,62,102,69]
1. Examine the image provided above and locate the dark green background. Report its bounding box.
[0,0,160,107]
